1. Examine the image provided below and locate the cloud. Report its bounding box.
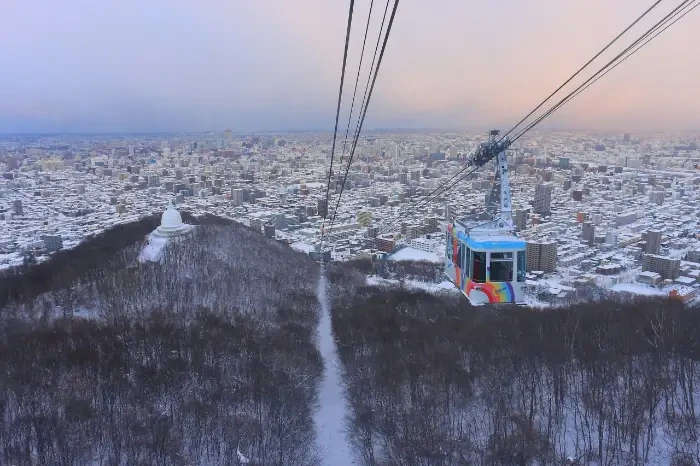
[0,0,698,132]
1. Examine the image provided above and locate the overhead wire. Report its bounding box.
[325,0,401,242]
[320,0,355,249]
[511,0,696,144]
[323,0,390,247]
[501,0,664,140]
[557,0,699,123]
[342,0,391,170]
[378,0,697,236]
[381,0,669,235]
[338,0,377,169]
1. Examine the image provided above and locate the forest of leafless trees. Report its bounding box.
[3,215,700,466]
[0,221,322,466]
[328,263,700,466]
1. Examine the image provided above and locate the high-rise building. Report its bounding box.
[12,199,23,216]
[41,235,63,252]
[514,209,528,232]
[231,188,244,206]
[317,199,328,218]
[642,230,662,255]
[685,250,700,263]
[642,254,680,280]
[375,236,395,252]
[533,183,552,215]
[582,222,595,246]
[559,157,570,169]
[357,211,372,227]
[424,216,439,233]
[225,129,233,143]
[615,212,637,227]
[649,191,665,205]
[407,225,423,239]
[525,241,557,272]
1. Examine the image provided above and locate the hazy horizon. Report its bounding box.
[1,0,698,133]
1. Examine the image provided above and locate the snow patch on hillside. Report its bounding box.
[138,234,169,263]
[611,282,667,296]
[388,247,441,263]
[367,275,460,295]
[291,242,315,254]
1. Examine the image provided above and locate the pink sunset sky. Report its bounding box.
[0,0,697,132]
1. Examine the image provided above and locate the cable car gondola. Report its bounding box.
[444,130,526,305]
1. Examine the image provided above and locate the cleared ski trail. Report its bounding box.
[313,272,354,465]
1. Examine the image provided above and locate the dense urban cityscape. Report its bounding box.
[1,130,699,304]
[3,0,700,463]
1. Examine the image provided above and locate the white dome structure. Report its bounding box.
[152,203,191,238]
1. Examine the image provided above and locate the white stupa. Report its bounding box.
[152,203,191,239]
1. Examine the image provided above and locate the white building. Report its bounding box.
[152,203,192,239]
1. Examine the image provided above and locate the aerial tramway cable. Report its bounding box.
[338,0,377,169]
[320,0,355,250]
[341,0,391,170]
[555,0,700,125]
[326,0,401,241]
[377,0,697,237]
[510,0,697,143]
[501,0,664,140]
[386,0,670,225]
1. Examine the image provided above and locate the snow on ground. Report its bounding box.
[611,282,667,296]
[0,252,21,269]
[314,273,354,465]
[290,242,315,254]
[137,233,169,263]
[522,293,554,309]
[388,247,440,263]
[71,307,101,320]
[236,446,250,465]
[366,275,460,295]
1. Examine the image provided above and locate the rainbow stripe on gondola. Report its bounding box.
[465,279,515,304]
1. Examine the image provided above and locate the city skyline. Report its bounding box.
[1,0,699,133]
